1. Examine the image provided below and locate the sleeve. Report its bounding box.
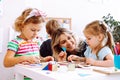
[7,40,19,52]
[98,46,113,60]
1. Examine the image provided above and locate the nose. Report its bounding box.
[66,40,72,46]
[34,31,38,36]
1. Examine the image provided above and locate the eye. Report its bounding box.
[68,36,71,40]
[31,29,40,32]
[37,30,40,32]
[60,40,66,44]
[31,29,36,32]
[68,36,72,40]
[87,38,91,40]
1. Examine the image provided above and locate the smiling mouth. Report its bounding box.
[67,45,74,50]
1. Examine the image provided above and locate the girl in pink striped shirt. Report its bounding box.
[4,8,54,68]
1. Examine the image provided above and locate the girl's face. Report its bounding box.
[21,23,42,40]
[59,33,76,52]
[85,34,100,49]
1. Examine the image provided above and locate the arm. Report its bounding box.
[4,50,40,67]
[86,54,114,67]
[67,55,86,62]
[4,50,23,67]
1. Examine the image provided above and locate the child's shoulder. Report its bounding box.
[100,46,111,51]
[9,36,23,44]
[32,38,42,46]
[98,46,112,60]
[98,46,112,55]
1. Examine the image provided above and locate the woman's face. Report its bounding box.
[59,33,76,52]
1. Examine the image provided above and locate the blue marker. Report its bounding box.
[62,47,66,52]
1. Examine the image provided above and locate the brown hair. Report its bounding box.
[46,19,61,36]
[51,28,78,60]
[14,8,45,32]
[83,20,115,54]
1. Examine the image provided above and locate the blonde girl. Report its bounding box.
[83,20,114,67]
[4,8,53,68]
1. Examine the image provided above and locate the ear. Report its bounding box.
[97,34,103,41]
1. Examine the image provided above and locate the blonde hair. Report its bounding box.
[83,20,114,54]
[51,28,81,60]
[46,19,61,36]
[14,8,45,32]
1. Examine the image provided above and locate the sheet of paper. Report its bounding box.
[93,67,120,75]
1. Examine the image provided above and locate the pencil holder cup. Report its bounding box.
[114,55,120,69]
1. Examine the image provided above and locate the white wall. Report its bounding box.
[0,0,27,80]
[0,0,120,80]
[26,0,120,38]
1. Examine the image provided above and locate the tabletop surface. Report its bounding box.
[14,63,120,80]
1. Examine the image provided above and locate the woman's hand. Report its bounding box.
[58,51,67,62]
[68,55,80,62]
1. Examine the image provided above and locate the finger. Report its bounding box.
[23,61,31,65]
[68,55,73,61]
[51,57,54,61]
[59,53,64,57]
[67,57,70,61]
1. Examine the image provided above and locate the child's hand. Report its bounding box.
[43,56,54,62]
[28,56,40,64]
[85,58,95,65]
[20,56,40,64]
[19,61,31,65]
[58,51,67,62]
[68,55,80,62]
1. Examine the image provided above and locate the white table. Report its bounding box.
[14,64,120,80]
